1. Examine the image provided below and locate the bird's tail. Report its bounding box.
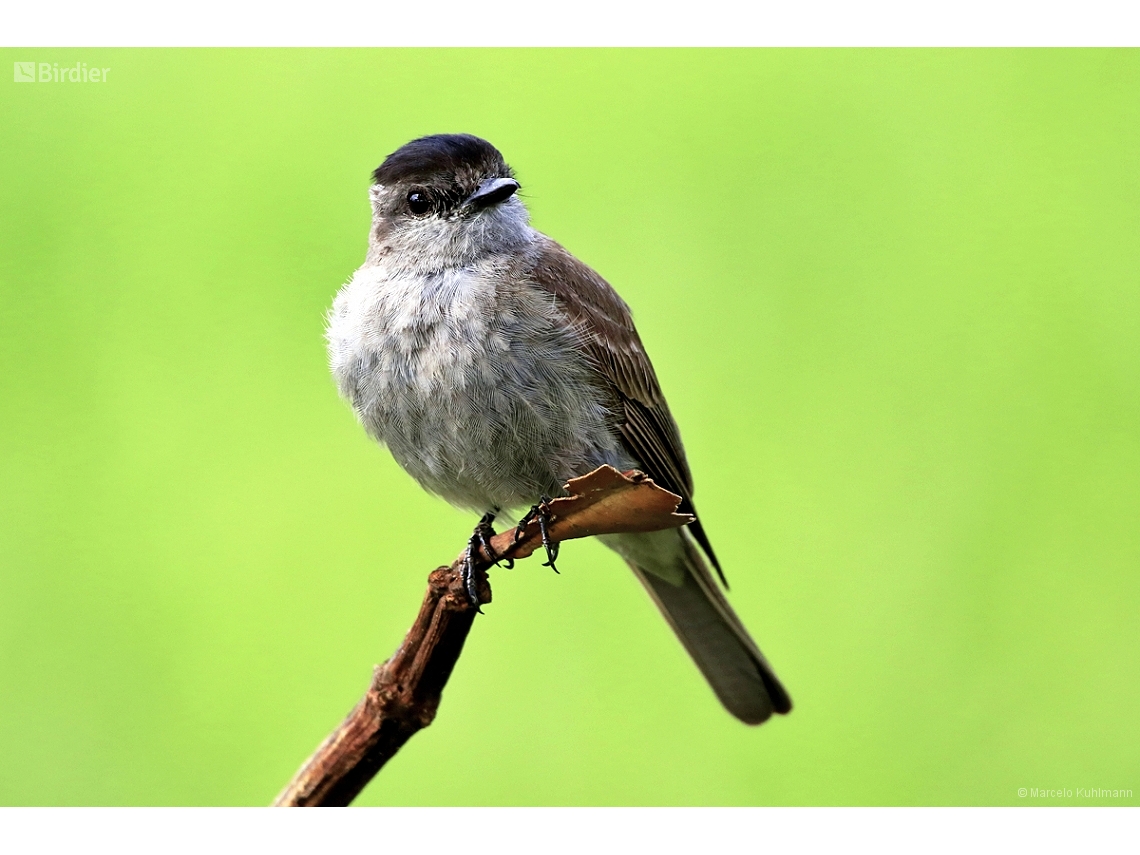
[598,527,792,725]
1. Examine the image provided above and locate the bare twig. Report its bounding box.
[272,466,692,807]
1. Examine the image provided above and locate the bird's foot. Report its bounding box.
[463,511,502,609]
[513,496,560,573]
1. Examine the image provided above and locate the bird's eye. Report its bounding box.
[407,191,432,216]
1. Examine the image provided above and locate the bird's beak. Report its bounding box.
[465,177,520,210]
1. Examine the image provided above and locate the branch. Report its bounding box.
[272,466,692,807]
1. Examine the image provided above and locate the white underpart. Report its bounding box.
[326,196,633,513]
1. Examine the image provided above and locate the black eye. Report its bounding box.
[407,191,432,216]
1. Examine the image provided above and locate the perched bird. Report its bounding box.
[326,134,791,724]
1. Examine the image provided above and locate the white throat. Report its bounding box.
[365,193,534,273]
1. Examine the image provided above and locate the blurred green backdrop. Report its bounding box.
[1,49,1137,806]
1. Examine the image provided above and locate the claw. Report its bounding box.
[462,511,501,610]
[476,513,501,566]
[462,537,483,611]
[513,505,537,546]
[515,496,560,574]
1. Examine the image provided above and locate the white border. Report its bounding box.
[2,1,1139,47]
[1,807,1138,853]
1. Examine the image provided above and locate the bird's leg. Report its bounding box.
[484,506,516,570]
[463,510,502,608]
[513,496,560,573]
[479,509,513,570]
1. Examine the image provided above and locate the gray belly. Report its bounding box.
[328,265,633,513]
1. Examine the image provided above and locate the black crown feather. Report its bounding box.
[372,134,514,186]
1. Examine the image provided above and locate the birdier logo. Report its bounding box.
[13,61,110,83]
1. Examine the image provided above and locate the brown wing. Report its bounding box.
[528,236,726,584]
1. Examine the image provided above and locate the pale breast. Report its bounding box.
[326,257,633,513]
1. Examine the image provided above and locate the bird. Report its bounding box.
[325,133,791,725]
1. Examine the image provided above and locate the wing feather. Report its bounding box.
[528,236,725,583]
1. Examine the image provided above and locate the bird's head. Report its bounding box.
[366,133,531,270]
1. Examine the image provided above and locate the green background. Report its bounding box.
[1,49,1137,806]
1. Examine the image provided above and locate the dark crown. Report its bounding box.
[372,134,513,186]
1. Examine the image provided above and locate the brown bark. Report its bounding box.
[272,466,692,807]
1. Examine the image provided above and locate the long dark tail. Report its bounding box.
[599,528,792,725]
